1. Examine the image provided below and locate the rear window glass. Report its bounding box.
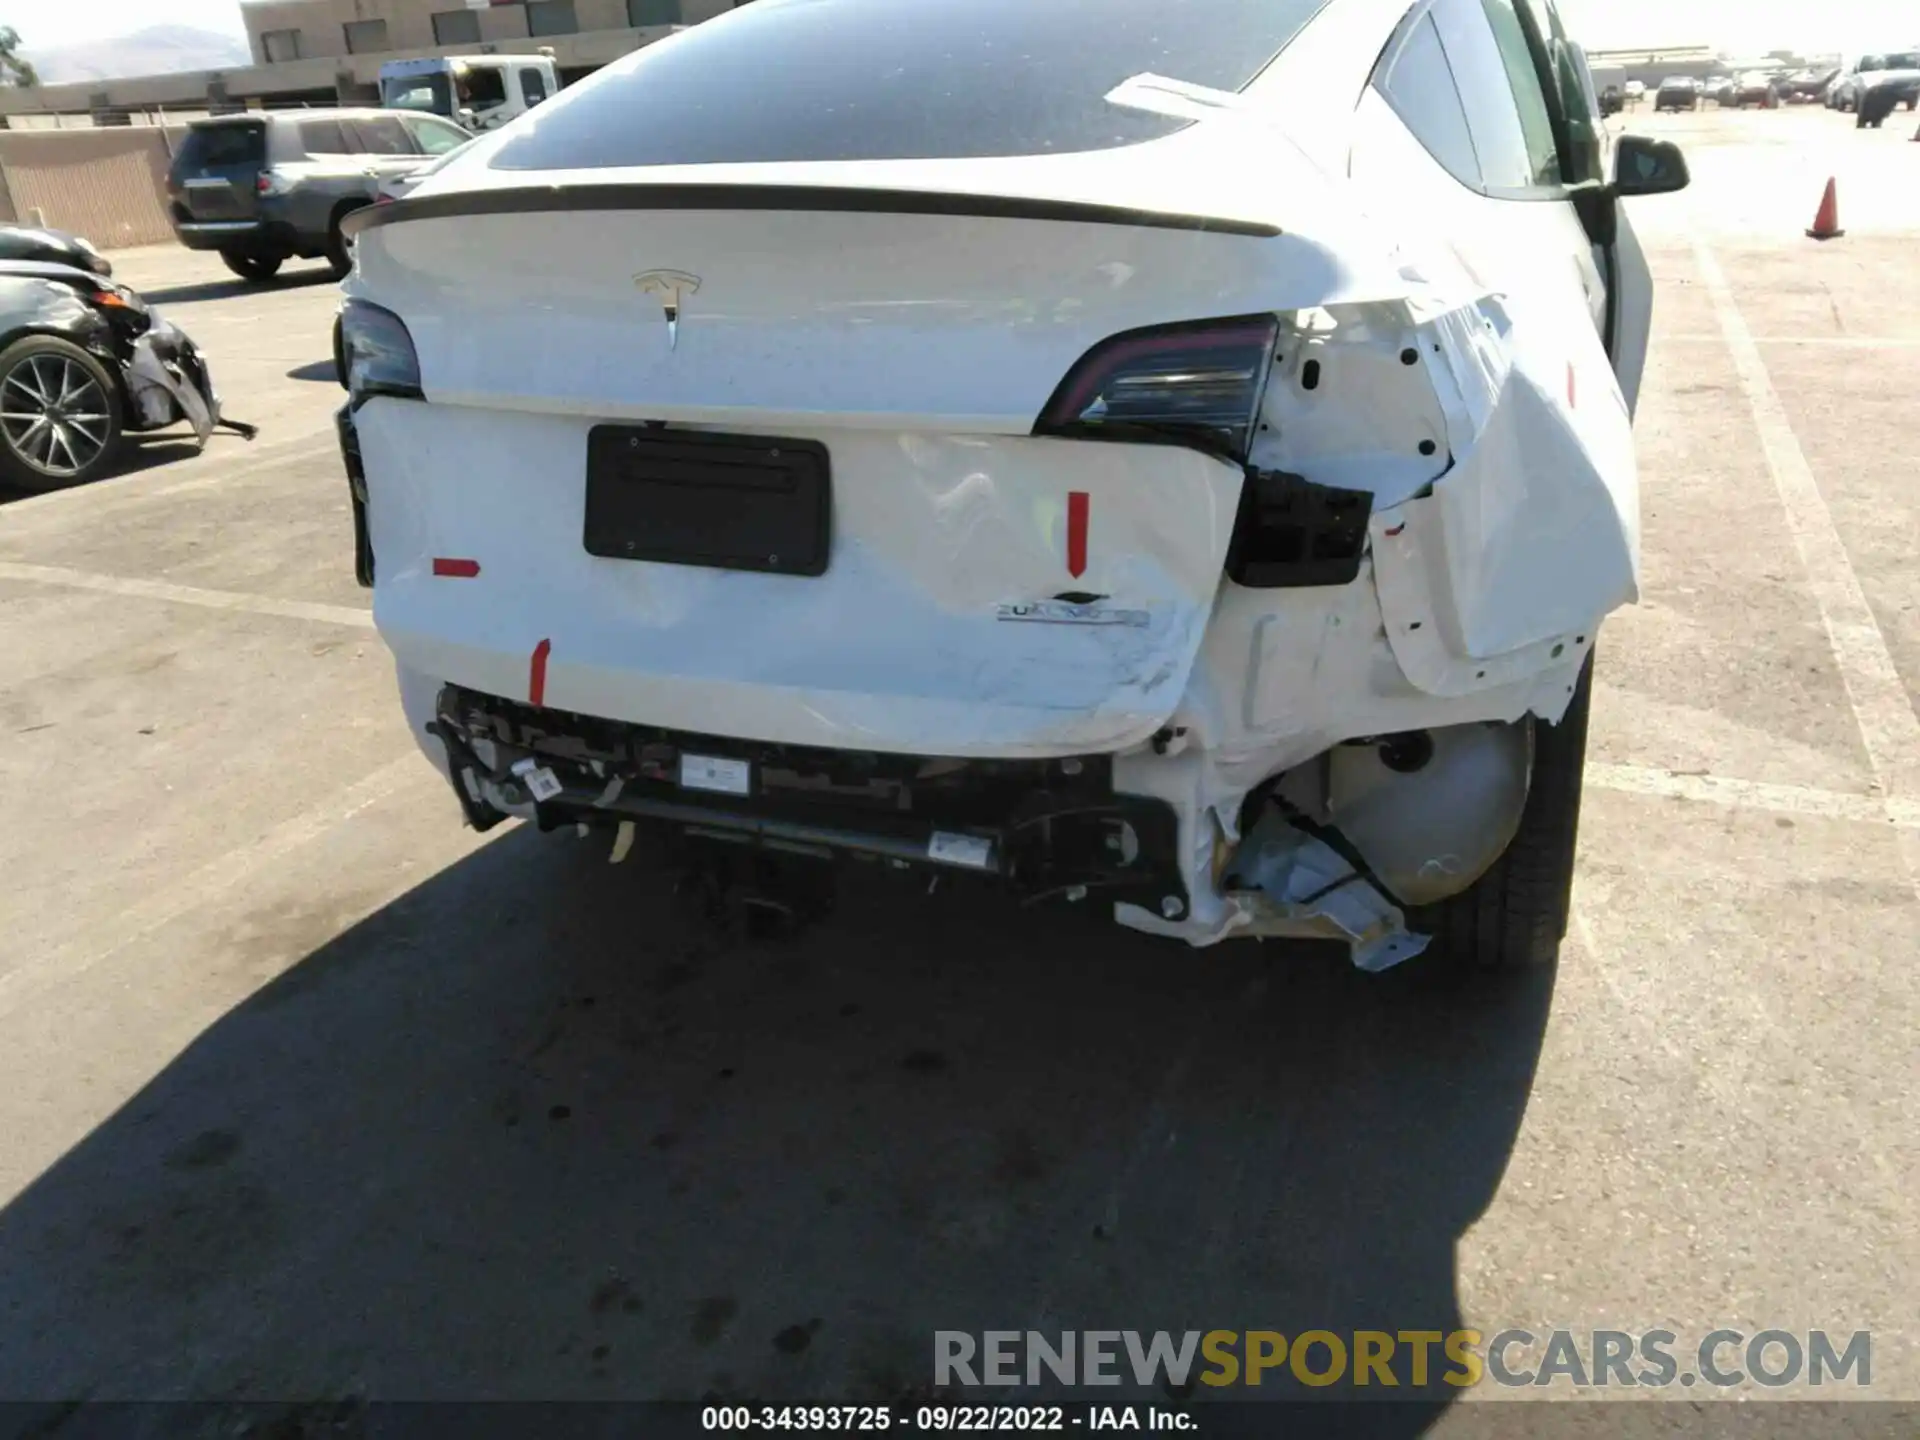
[491,0,1329,171]
[173,122,265,172]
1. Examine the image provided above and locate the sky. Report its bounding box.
[3,0,1916,58]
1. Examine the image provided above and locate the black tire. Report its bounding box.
[326,204,366,279]
[0,335,123,492]
[220,249,283,282]
[1409,655,1594,974]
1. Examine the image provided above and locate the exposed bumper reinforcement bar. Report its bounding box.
[426,684,1190,911]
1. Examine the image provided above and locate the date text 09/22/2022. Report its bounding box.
[702,1406,1189,1432]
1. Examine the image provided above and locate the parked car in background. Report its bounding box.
[1702,76,1737,106]
[1731,71,1781,108]
[1827,52,1920,114]
[1656,76,1702,111]
[1599,83,1624,116]
[1624,79,1646,101]
[374,135,478,204]
[165,109,471,284]
[336,0,1690,976]
[380,54,559,132]
[1782,68,1835,103]
[0,225,112,278]
[0,259,226,490]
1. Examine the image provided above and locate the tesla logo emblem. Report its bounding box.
[633,269,701,350]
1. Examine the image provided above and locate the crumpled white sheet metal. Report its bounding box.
[1109,286,1634,956]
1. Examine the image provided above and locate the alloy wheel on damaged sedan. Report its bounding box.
[0,336,122,490]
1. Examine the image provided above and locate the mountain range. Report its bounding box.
[23,24,252,85]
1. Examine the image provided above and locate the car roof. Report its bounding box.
[189,108,429,129]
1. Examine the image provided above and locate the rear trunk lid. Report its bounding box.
[344,145,1395,757]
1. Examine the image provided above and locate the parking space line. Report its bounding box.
[0,561,373,630]
[1692,234,1920,894]
[0,423,335,523]
[1661,334,1920,349]
[0,754,433,1017]
[1586,762,1920,828]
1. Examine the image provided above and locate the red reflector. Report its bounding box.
[432,557,480,577]
[529,638,552,707]
[1067,491,1089,578]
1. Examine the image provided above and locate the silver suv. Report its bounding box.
[166,108,470,283]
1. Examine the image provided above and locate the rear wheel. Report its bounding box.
[1409,656,1593,974]
[220,250,283,282]
[0,336,123,492]
[326,204,366,279]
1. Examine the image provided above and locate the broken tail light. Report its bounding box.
[1035,316,1280,462]
[339,298,422,404]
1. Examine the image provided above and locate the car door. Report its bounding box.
[517,65,549,111]
[1356,0,1656,407]
[347,114,423,194]
[399,115,471,159]
[1507,0,1658,401]
[289,116,367,237]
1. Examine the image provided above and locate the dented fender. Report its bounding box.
[1369,291,1637,707]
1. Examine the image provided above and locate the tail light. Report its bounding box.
[256,169,292,197]
[1035,316,1279,462]
[338,298,422,404]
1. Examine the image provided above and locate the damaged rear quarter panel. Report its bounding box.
[1369,287,1637,707]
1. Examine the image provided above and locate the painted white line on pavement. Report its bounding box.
[1661,334,1920,349]
[1586,762,1920,828]
[0,561,373,630]
[1692,234,1920,895]
[0,754,434,1017]
[0,421,333,524]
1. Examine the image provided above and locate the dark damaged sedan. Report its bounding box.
[0,259,230,491]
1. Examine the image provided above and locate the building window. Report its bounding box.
[260,28,302,62]
[343,18,390,54]
[526,0,578,37]
[431,9,482,44]
[627,0,680,24]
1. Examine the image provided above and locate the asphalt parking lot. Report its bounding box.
[0,106,1916,1427]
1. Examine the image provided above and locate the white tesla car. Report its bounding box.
[335,0,1688,973]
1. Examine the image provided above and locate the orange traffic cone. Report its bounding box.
[1806,178,1845,240]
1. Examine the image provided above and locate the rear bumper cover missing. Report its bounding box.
[428,683,1191,913]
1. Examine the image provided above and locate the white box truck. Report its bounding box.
[379,53,560,131]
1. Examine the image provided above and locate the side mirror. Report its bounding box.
[1614,134,1690,197]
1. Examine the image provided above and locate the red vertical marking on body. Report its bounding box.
[529,638,551,707]
[1567,361,1577,409]
[1067,491,1090,578]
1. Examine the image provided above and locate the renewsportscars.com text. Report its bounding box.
[934,1329,1871,1391]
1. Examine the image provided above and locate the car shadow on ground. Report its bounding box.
[0,825,1553,1432]
[287,359,338,383]
[0,434,219,506]
[138,266,338,307]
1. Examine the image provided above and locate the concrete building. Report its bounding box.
[0,0,740,121]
